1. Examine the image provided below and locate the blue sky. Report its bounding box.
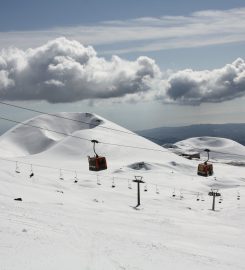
[1,0,244,31]
[0,0,245,132]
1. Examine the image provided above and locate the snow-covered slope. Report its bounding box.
[174,136,245,163]
[0,112,193,172]
[0,114,245,270]
[0,112,104,157]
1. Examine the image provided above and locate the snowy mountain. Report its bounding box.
[0,113,245,270]
[0,112,106,157]
[0,112,194,172]
[172,137,245,164]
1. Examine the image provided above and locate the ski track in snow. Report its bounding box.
[0,113,244,270]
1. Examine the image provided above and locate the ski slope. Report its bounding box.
[0,113,244,270]
[174,137,245,163]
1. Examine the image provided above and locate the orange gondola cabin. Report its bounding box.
[197,149,213,177]
[197,162,213,176]
[88,140,107,171]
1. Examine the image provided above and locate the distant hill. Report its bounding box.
[137,123,245,146]
[173,136,245,164]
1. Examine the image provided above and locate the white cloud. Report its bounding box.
[162,58,245,104]
[0,70,15,89]
[0,37,245,105]
[0,37,161,103]
[1,7,245,54]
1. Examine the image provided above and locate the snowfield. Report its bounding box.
[0,113,244,270]
[174,136,245,163]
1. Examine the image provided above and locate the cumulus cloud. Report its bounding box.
[0,37,245,105]
[163,58,245,104]
[0,37,161,103]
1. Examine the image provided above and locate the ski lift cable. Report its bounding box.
[193,148,245,159]
[0,116,171,154]
[173,145,245,159]
[0,156,136,187]
[0,155,129,186]
[1,150,242,195]
[0,101,165,144]
[0,155,135,182]
[0,121,243,193]
[209,150,245,158]
[1,103,245,158]
[2,153,244,199]
[0,155,209,195]
[0,101,135,135]
[0,155,193,193]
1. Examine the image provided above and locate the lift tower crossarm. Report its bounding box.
[208,189,221,211]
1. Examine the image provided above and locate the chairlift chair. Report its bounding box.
[88,140,107,171]
[74,171,78,183]
[29,164,34,178]
[112,178,115,188]
[218,194,223,204]
[128,180,132,189]
[96,175,101,185]
[59,169,64,180]
[15,161,20,174]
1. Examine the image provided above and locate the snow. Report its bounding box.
[0,113,245,270]
[173,136,245,164]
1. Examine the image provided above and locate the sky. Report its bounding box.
[0,0,245,133]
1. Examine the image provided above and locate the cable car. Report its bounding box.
[88,140,107,171]
[197,149,213,177]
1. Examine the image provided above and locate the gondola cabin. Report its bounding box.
[88,156,107,171]
[88,139,107,171]
[197,162,213,176]
[197,148,214,177]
